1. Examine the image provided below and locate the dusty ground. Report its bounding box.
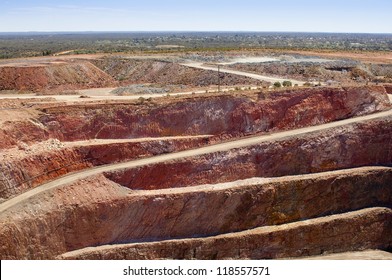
[1,50,390,94]
[293,250,392,260]
[283,49,392,64]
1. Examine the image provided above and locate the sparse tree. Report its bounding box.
[282,81,292,87]
[273,82,282,88]
[42,50,52,56]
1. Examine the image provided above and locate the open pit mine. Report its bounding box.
[0,55,391,260]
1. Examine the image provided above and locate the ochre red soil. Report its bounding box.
[0,61,116,92]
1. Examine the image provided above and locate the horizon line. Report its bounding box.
[0,30,391,35]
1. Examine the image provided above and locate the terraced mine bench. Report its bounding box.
[0,85,391,259]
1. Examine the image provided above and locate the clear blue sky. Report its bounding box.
[0,0,391,33]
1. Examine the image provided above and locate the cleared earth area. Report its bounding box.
[0,51,392,260]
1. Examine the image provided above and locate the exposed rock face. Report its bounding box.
[39,86,390,142]
[59,207,392,260]
[0,120,49,150]
[106,116,392,190]
[0,146,90,200]
[0,136,211,200]
[0,99,52,149]
[2,86,388,199]
[384,84,392,94]
[0,61,116,92]
[0,85,390,260]
[0,86,388,150]
[0,175,125,260]
[0,167,390,259]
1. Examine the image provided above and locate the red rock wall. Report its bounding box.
[384,84,392,94]
[40,86,391,141]
[60,207,392,260]
[0,148,90,200]
[0,167,390,259]
[1,86,388,150]
[106,116,392,190]
[0,175,124,260]
[0,120,49,150]
[0,137,210,200]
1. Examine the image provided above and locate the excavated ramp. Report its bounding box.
[0,85,391,259]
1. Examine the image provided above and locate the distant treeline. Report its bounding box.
[0,32,391,59]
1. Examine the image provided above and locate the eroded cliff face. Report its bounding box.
[106,116,392,190]
[384,84,392,94]
[0,86,388,150]
[39,86,390,141]
[0,145,90,200]
[60,207,392,260]
[0,167,390,259]
[0,85,391,260]
[0,120,49,150]
[0,136,211,200]
[0,86,389,199]
[0,99,51,149]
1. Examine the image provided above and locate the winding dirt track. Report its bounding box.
[1,108,391,214]
[62,135,212,147]
[181,62,306,85]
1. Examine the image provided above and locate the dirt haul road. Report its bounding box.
[181,62,306,85]
[1,108,391,214]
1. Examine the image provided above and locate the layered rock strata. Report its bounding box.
[0,167,390,259]
[59,207,392,260]
[0,136,211,200]
[0,86,389,150]
[106,116,392,190]
[39,86,390,141]
[0,86,391,260]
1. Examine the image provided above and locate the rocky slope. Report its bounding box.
[59,207,392,260]
[384,84,392,94]
[0,86,388,150]
[106,115,392,190]
[92,57,265,87]
[0,167,390,259]
[39,86,390,142]
[0,86,389,199]
[0,98,51,150]
[0,85,391,260]
[227,60,380,85]
[0,87,389,199]
[0,136,211,200]
[0,61,116,92]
